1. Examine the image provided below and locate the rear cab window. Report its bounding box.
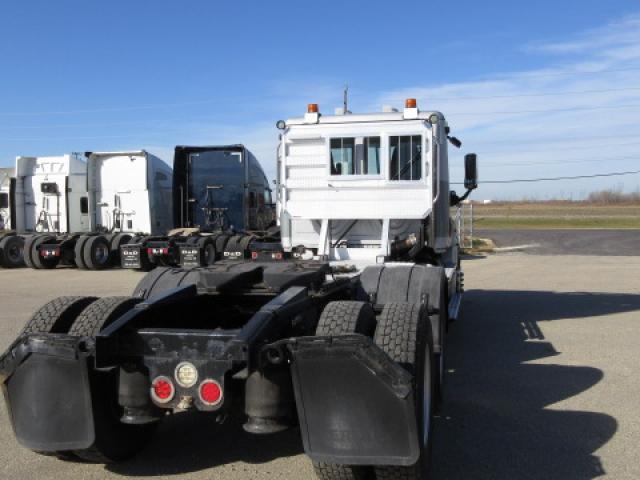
[330,137,381,176]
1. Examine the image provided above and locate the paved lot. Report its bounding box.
[0,253,639,479]
[477,228,639,255]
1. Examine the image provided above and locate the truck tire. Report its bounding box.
[83,235,112,270]
[215,233,231,254]
[373,303,434,480]
[68,297,155,463]
[74,235,90,269]
[23,235,40,269]
[20,296,98,460]
[22,296,98,335]
[31,235,59,269]
[312,301,376,480]
[197,237,217,266]
[316,301,376,337]
[109,233,132,264]
[0,235,25,268]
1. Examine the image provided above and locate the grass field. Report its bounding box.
[466,202,640,229]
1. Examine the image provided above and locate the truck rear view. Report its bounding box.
[0,100,478,480]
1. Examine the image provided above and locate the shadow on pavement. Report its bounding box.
[430,290,640,480]
[107,413,303,476]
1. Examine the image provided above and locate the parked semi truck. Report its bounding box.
[0,167,23,268]
[0,99,477,480]
[120,144,274,270]
[17,151,172,270]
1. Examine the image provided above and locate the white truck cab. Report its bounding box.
[277,100,455,269]
[86,151,172,236]
[0,167,13,230]
[14,154,89,234]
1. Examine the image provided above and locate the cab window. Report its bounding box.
[389,135,422,181]
[330,137,380,175]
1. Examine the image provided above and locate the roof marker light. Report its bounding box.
[405,98,417,108]
[307,103,319,113]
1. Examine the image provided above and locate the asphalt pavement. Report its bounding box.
[477,229,639,255]
[0,251,639,479]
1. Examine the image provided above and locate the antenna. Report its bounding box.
[343,84,349,114]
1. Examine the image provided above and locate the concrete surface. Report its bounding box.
[477,229,639,255]
[0,255,639,479]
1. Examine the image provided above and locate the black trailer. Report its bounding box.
[121,145,275,270]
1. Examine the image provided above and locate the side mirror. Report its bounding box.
[464,153,478,190]
[0,193,8,209]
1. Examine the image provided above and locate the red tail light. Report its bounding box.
[199,380,223,406]
[151,376,175,403]
[251,251,259,260]
[162,248,169,255]
[272,252,283,260]
[147,248,153,255]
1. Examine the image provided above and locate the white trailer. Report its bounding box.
[15,151,172,270]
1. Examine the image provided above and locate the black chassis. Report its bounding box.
[0,260,427,466]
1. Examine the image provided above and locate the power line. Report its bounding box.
[476,154,640,168]
[452,170,640,185]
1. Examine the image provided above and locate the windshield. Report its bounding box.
[188,150,245,230]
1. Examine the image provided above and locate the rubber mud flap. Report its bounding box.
[287,335,420,466]
[3,335,95,452]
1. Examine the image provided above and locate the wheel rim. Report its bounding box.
[94,243,110,264]
[423,343,432,447]
[7,244,22,262]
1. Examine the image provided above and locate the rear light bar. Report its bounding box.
[147,247,169,256]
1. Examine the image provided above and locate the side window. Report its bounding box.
[249,191,257,208]
[0,192,8,209]
[80,197,89,214]
[389,135,422,181]
[330,137,380,175]
[155,171,168,182]
[264,189,272,205]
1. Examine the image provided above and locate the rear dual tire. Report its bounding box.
[312,302,435,480]
[67,297,156,463]
[22,296,154,463]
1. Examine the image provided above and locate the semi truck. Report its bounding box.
[17,151,172,270]
[120,145,274,270]
[0,99,478,480]
[0,167,23,268]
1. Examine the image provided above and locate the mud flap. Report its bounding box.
[286,335,419,466]
[1,335,95,451]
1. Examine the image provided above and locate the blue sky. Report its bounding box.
[1,0,639,199]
